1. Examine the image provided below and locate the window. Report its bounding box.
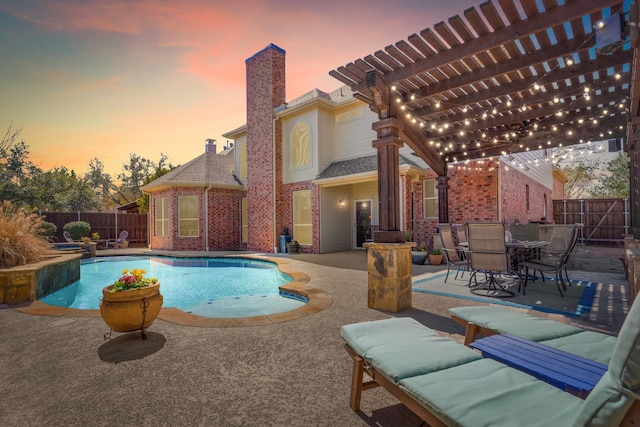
[241,197,248,242]
[423,179,438,218]
[335,106,363,123]
[526,184,530,212]
[290,122,310,168]
[154,197,169,237]
[293,189,312,245]
[178,195,199,237]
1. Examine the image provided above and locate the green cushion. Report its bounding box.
[340,317,439,357]
[449,306,584,341]
[539,331,617,365]
[401,358,582,426]
[366,335,481,382]
[573,296,640,426]
[341,317,481,382]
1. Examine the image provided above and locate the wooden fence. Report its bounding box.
[41,212,148,247]
[552,198,630,246]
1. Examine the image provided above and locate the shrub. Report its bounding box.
[63,221,91,240]
[38,221,57,240]
[0,201,51,269]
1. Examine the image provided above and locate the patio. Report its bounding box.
[0,246,628,426]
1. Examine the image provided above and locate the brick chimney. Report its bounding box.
[205,139,217,153]
[245,43,286,252]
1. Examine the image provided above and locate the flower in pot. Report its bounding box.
[100,269,163,339]
[427,248,443,265]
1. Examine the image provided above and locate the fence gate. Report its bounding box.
[552,198,629,246]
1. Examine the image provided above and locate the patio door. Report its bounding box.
[354,199,372,249]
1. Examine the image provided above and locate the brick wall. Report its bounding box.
[208,188,243,250]
[500,161,553,224]
[408,174,439,252]
[448,160,500,223]
[246,44,286,253]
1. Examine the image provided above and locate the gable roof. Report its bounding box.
[142,151,243,192]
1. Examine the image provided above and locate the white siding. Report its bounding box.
[320,186,352,253]
[502,150,553,188]
[333,105,377,161]
[317,109,334,175]
[233,135,247,183]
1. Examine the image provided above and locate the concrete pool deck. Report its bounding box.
[0,247,629,426]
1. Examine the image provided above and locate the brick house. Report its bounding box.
[144,43,562,253]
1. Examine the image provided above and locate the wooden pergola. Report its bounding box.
[330,0,640,241]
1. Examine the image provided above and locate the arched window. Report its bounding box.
[290,122,310,168]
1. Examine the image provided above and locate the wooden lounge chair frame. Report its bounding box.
[344,344,448,427]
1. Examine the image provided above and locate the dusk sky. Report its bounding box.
[0,0,475,177]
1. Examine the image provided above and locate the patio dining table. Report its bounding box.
[455,240,549,298]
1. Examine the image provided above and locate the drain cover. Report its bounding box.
[48,318,78,327]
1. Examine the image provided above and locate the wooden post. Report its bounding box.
[436,175,450,224]
[372,119,405,243]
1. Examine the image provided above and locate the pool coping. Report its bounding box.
[11,254,333,327]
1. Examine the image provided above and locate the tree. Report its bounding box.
[25,166,98,211]
[86,157,121,210]
[136,159,176,213]
[560,164,598,199]
[116,153,168,205]
[0,124,42,204]
[591,153,630,198]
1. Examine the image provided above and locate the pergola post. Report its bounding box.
[436,175,450,224]
[372,118,405,243]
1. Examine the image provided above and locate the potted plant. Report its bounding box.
[412,241,428,264]
[99,269,163,339]
[286,240,299,254]
[428,248,443,265]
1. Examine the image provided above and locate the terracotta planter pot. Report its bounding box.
[100,282,163,335]
[428,254,443,265]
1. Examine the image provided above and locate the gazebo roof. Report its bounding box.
[330,0,636,176]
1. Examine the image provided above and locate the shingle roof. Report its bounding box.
[142,152,243,191]
[316,154,422,179]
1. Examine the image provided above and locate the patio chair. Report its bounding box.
[107,230,128,249]
[510,222,539,241]
[466,222,517,297]
[452,223,467,245]
[63,231,75,243]
[519,225,579,297]
[438,223,468,282]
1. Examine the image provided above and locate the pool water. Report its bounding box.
[41,256,305,318]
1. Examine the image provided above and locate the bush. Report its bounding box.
[38,221,57,240]
[0,201,51,269]
[63,221,91,240]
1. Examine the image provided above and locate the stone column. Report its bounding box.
[364,241,415,312]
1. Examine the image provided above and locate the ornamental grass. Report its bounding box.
[0,201,51,269]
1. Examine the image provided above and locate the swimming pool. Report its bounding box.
[40,256,306,318]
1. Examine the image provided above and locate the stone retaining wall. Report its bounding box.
[0,253,81,304]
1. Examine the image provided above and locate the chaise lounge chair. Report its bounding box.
[107,230,128,249]
[340,295,640,426]
[63,231,75,243]
[448,305,616,364]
